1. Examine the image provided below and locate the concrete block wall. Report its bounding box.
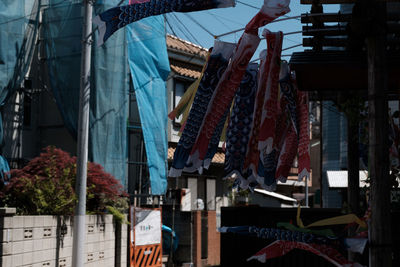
[0,208,128,267]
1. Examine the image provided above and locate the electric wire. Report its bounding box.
[168,14,197,43]
[236,0,301,21]
[208,12,243,27]
[171,13,203,46]
[206,11,233,31]
[165,16,178,37]
[282,43,302,51]
[3,1,306,67]
[216,15,302,38]
[249,43,302,63]
[236,0,259,10]
[184,13,216,38]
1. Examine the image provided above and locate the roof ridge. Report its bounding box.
[167,34,208,52]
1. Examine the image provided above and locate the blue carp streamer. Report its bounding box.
[93,0,235,45]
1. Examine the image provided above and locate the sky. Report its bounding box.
[165,1,340,61]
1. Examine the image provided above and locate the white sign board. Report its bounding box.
[133,208,161,246]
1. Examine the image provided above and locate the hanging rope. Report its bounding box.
[249,43,302,63]
[215,15,302,39]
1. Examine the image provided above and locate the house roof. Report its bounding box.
[166,34,208,59]
[167,147,225,164]
[326,170,369,188]
[170,60,202,79]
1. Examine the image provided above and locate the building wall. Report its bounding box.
[162,208,220,267]
[206,211,220,267]
[193,211,202,267]
[322,101,344,208]
[310,141,321,192]
[2,85,76,167]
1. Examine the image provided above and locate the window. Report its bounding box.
[23,92,32,127]
[173,78,192,127]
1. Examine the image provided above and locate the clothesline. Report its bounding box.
[249,44,302,63]
[215,15,302,38]
[167,12,304,53]
[215,12,331,39]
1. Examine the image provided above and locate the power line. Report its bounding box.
[209,13,243,27]
[236,0,300,21]
[168,14,196,42]
[165,16,178,37]
[236,0,259,10]
[206,11,232,31]
[171,13,203,46]
[282,43,302,51]
[216,15,302,38]
[184,13,215,38]
[250,43,302,63]
[260,30,302,40]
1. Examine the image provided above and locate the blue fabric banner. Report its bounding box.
[43,0,129,186]
[0,0,37,159]
[127,16,170,195]
[0,155,10,184]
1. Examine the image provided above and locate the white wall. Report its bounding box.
[0,210,127,267]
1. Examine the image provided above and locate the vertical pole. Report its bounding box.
[305,177,309,207]
[138,138,144,206]
[319,100,324,208]
[347,111,360,262]
[72,1,93,267]
[168,178,178,267]
[367,2,392,267]
[347,115,360,216]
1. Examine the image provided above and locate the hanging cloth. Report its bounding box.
[94,0,236,45]
[168,51,210,122]
[187,32,261,172]
[0,0,37,157]
[241,49,268,189]
[223,63,258,187]
[44,0,130,185]
[243,31,282,189]
[0,155,10,184]
[279,61,299,135]
[201,106,230,170]
[264,63,299,185]
[296,85,311,180]
[169,41,236,177]
[248,240,365,267]
[274,124,298,182]
[245,0,291,33]
[258,30,283,154]
[257,95,291,189]
[127,15,171,195]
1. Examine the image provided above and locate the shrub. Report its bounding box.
[1,146,128,216]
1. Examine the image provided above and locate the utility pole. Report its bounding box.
[347,115,360,216]
[367,1,392,266]
[72,1,93,267]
